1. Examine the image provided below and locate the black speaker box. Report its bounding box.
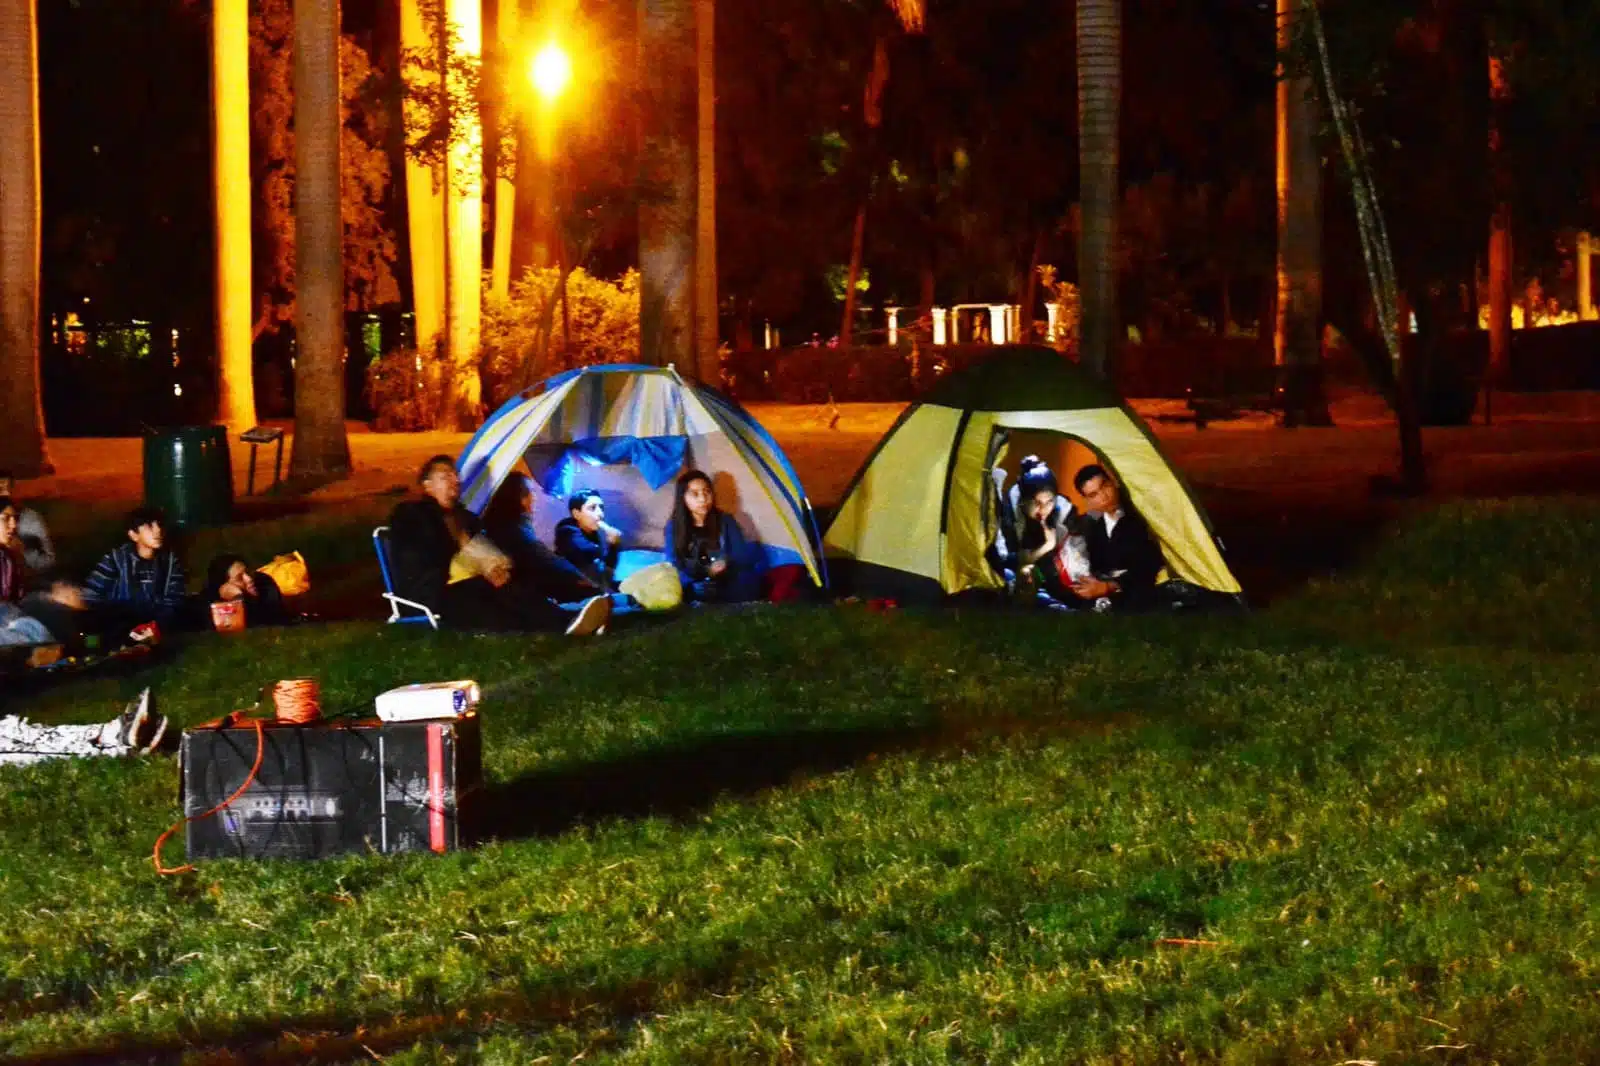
[179,713,482,861]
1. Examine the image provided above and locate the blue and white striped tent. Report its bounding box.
[457,364,825,586]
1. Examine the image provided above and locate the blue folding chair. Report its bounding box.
[372,526,441,629]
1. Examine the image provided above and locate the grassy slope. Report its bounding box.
[1,500,1598,1064]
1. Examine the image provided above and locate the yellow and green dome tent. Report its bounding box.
[822,346,1243,604]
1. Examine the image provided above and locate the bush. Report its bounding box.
[365,347,449,432]
[481,267,641,409]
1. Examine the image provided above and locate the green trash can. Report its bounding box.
[143,426,234,529]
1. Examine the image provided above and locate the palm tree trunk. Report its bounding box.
[488,0,517,302]
[1485,53,1512,419]
[400,0,445,358]
[692,0,719,383]
[1076,0,1120,381]
[638,0,696,368]
[289,0,351,478]
[213,0,257,432]
[1018,229,1044,344]
[442,0,483,428]
[1276,0,1331,426]
[0,0,48,476]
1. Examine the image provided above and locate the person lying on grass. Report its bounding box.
[0,469,56,576]
[554,490,623,592]
[83,506,187,631]
[0,687,168,769]
[388,455,610,636]
[483,476,605,604]
[664,470,762,605]
[201,554,290,627]
[1035,464,1166,612]
[0,496,85,646]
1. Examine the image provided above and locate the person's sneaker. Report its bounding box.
[1093,597,1114,613]
[114,688,151,748]
[565,595,612,637]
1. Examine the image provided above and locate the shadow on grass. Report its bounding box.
[481,723,932,840]
[2,967,725,1066]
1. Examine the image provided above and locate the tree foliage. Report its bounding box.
[250,0,397,338]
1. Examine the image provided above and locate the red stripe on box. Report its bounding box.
[427,723,446,852]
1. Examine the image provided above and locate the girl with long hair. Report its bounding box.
[664,470,762,603]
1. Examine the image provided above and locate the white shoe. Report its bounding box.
[114,688,151,749]
[565,595,613,637]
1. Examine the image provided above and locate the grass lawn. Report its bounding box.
[2,499,1599,1064]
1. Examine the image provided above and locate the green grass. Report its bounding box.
[2,500,1598,1064]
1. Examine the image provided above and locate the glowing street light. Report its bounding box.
[529,42,572,103]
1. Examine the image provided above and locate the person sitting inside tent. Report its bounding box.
[482,475,605,604]
[553,490,623,592]
[201,554,290,627]
[664,470,762,604]
[0,469,55,577]
[1045,464,1166,612]
[993,460,1076,593]
[388,455,611,635]
[83,507,188,630]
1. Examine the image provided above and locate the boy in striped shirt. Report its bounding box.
[84,507,187,629]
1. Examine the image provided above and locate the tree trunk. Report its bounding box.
[1018,229,1044,344]
[1076,0,1120,381]
[1485,52,1512,413]
[400,0,445,357]
[1276,0,1331,426]
[693,0,719,383]
[839,202,867,347]
[638,0,696,368]
[488,0,517,302]
[0,0,49,476]
[442,0,482,428]
[212,0,257,432]
[289,0,351,478]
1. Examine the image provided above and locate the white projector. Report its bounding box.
[375,680,481,723]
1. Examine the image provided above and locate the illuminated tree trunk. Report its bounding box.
[489,0,518,301]
[693,0,718,383]
[213,0,257,431]
[289,0,351,478]
[400,0,445,358]
[638,0,696,368]
[839,36,888,351]
[1275,0,1331,426]
[1486,54,1512,407]
[1076,0,1120,381]
[0,0,49,476]
[442,0,483,427]
[1579,231,1595,321]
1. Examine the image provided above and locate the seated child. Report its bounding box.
[0,469,55,576]
[553,490,622,591]
[663,470,762,604]
[202,554,290,627]
[83,507,187,629]
[0,496,75,645]
[482,476,603,603]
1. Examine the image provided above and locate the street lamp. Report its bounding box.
[529,42,571,103]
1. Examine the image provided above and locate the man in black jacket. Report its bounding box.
[388,456,610,635]
[1066,464,1166,611]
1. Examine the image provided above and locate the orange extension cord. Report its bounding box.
[152,679,322,875]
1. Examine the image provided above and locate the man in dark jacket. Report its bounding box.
[1067,464,1166,611]
[388,456,610,635]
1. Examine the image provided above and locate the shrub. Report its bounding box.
[480,267,641,409]
[365,347,449,432]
